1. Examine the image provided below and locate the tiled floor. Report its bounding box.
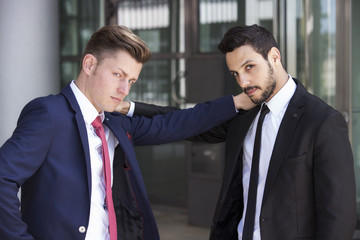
[153,205,210,240]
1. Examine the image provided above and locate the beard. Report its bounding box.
[246,63,276,104]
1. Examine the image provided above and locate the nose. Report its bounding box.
[236,75,250,89]
[117,79,130,96]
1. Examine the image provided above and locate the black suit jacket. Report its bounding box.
[132,79,357,240]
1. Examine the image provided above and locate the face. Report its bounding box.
[82,50,143,112]
[226,45,277,104]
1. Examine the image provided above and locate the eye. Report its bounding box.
[128,79,136,85]
[231,71,238,77]
[114,73,121,77]
[245,65,254,70]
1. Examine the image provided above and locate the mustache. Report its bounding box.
[243,86,261,94]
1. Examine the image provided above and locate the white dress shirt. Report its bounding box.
[237,76,297,240]
[70,81,118,240]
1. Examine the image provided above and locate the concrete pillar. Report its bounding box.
[0,0,59,145]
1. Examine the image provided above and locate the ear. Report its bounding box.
[82,54,97,75]
[268,47,281,64]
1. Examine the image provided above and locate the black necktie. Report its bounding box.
[242,104,270,240]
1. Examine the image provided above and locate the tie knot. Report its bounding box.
[92,116,103,129]
[260,104,270,116]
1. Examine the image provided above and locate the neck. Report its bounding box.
[74,72,87,93]
[277,68,290,89]
[265,68,289,103]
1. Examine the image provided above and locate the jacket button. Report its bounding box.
[79,226,86,233]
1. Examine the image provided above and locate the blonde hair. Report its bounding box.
[82,25,151,64]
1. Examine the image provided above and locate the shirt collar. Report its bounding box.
[70,80,104,125]
[266,75,296,116]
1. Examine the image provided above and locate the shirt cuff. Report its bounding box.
[126,101,135,117]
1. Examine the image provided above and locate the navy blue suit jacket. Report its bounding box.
[0,84,237,240]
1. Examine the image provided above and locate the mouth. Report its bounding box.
[244,87,259,96]
[111,96,124,103]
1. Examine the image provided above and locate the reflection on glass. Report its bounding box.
[190,142,224,176]
[61,61,79,88]
[118,0,169,29]
[352,0,360,228]
[116,1,185,206]
[61,0,78,16]
[295,0,336,106]
[60,0,102,88]
[59,0,79,56]
[198,0,240,52]
[198,0,274,53]
[60,0,101,56]
[127,60,171,105]
[294,0,306,84]
[245,0,273,32]
[135,143,187,204]
[117,0,171,53]
[60,20,79,56]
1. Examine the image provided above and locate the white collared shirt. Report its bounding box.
[238,76,297,240]
[70,81,118,240]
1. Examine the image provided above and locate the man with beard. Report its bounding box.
[120,24,356,240]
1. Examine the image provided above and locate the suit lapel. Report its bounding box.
[61,84,92,196]
[262,80,306,204]
[103,115,146,185]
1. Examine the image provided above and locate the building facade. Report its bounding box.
[1,0,359,238]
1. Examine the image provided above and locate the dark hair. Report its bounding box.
[218,24,279,60]
[82,25,151,64]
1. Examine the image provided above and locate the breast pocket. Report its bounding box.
[282,153,308,166]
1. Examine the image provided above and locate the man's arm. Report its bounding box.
[116,93,255,143]
[116,95,238,146]
[133,102,180,118]
[0,98,54,240]
[314,111,356,239]
[116,93,255,116]
[115,100,180,117]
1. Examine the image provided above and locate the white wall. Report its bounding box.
[0,0,60,145]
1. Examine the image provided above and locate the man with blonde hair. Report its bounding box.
[0,25,252,240]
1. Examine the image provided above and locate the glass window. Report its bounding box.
[118,0,186,106]
[117,0,173,53]
[198,0,274,53]
[198,0,241,53]
[61,61,80,87]
[291,0,336,106]
[117,0,187,206]
[127,59,171,105]
[59,0,103,87]
[352,0,360,230]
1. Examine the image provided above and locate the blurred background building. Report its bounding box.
[0,0,359,239]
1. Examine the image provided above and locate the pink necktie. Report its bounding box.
[92,116,117,240]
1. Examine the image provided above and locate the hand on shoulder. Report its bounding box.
[114,101,130,115]
[233,92,257,110]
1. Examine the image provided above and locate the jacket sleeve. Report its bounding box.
[127,95,236,146]
[133,101,180,118]
[0,98,54,240]
[132,101,229,143]
[313,111,356,239]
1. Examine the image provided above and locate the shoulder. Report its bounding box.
[292,79,340,119]
[303,91,339,118]
[18,93,72,127]
[288,86,347,136]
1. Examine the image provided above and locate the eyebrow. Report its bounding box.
[240,59,255,69]
[116,67,128,77]
[229,59,255,73]
[116,67,138,82]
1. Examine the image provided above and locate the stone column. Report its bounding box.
[0,0,59,144]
